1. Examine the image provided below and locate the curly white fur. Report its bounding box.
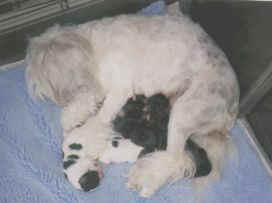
[26,13,239,197]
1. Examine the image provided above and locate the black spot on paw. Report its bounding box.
[69,143,82,150]
[64,173,68,180]
[79,170,100,191]
[63,160,76,169]
[112,140,119,148]
[68,154,79,160]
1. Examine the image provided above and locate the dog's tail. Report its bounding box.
[190,130,238,199]
[25,25,97,105]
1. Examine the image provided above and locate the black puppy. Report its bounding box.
[112,93,212,177]
[113,94,168,156]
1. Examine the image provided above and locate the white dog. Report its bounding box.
[25,13,239,197]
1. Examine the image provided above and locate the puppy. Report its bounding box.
[113,94,168,153]
[26,13,239,196]
[102,93,212,178]
[101,94,168,164]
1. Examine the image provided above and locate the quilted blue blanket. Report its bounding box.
[1,2,272,203]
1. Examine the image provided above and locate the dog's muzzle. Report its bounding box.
[79,170,100,191]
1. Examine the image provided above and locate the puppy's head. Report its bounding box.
[113,94,146,138]
[122,95,146,119]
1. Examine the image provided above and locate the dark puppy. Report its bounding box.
[113,94,168,156]
[112,93,212,177]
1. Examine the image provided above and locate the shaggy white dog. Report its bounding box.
[25,13,239,197]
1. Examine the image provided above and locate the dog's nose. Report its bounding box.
[79,170,100,191]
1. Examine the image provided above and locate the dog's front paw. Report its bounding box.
[63,116,113,157]
[127,151,196,197]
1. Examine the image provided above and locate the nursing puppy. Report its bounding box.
[113,94,168,153]
[26,13,239,197]
[101,94,169,164]
[102,93,212,178]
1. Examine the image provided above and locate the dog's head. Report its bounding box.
[26,25,101,106]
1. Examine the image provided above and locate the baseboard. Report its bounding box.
[239,118,272,176]
[0,60,24,71]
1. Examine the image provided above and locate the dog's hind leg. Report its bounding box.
[127,92,228,197]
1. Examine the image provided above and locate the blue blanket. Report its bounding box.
[1,2,272,203]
